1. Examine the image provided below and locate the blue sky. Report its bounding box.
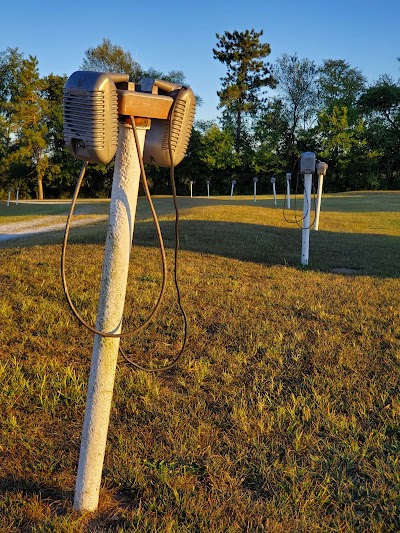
[1,0,399,121]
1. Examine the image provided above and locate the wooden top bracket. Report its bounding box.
[117,89,173,120]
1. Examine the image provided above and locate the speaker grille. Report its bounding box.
[63,71,122,164]
[64,90,119,150]
[162,98,195,154]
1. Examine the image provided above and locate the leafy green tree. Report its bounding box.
[318,59,366,112]
[197,121,241,192]
[358,76,400,128]
[213,29,275,152]
[273,54,318,148]
[318,105,365,190]
[81,38,142,81]
[41,73,83,197]
[253,99,293,177]
[358,76,400,188]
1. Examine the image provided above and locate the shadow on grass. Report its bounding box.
[0,475,73,503]
[154,219,400,279]
[174,192,400,214]
[2,216,398,279]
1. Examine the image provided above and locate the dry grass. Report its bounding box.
[0,192,399,532]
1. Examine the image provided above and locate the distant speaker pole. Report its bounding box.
[314,162,328,231]
[7,189,11,206]
[206,179,210,197]
[73,120,149,513]
[190,180,193,198]
[230,180,236,200]
[300,152,316,266]
[286,172,291,209]
[16,187,19,205]
[253,177,258,202]
[271,177,277,205]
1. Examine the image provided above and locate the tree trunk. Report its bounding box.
[236,108,242,152]
[37,176,44,200]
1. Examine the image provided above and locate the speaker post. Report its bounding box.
[314,162,328,231]
[73,120,149,513]
[300,152,316,266]
[62,71,196,513]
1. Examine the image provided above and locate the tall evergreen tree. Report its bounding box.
[13,55,49,199]
[213,29,275,152]
[0,48,23,172]
[0,49,49,198]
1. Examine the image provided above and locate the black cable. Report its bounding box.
[300,177,315,230]
[61,138,168,339]
[282,157,304,224]
[119,105,188,372]
[62,93,189,372]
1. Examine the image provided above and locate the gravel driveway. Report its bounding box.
[0,211,108,242]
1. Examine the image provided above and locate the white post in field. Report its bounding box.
[206,179,210,197]
[301,173,313,265]
[271,177,277,205]
[253,177,258,202]
[314,162,328,231]
[230,180,236,200]
[16,188,19,205]
[73,121,147,513]
[286,172,291,209]
[300,152,316,266]
[7,190,11,206]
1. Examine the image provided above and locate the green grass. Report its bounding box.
[0,192,399,532]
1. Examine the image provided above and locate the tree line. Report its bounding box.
[1,34,399,200]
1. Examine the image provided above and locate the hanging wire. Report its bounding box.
[118,108,188,372]
[61,92,188,371]
[61,154,168,339]
[299,171,318,230]
[282,155,318,229]
[282,156,302,224]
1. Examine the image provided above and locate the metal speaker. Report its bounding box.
[63,71,129,164]
[316,161,328,176]
[300,152,316,175]
[143,84,196,167]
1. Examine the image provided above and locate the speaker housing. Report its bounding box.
[300,152,316,175]
[142,82,196,167]
[63,71,129,164]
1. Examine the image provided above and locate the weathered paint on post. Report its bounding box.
[73,123,146,513]
[301,173,312,266]
[314,173,324,231]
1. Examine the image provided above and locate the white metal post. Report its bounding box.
[253,177,258,202]
[7,190,11,206]
[286,173,291,209]
[16,188,19,205]
[73,122,147,513]
[230,180,236,200]
[301,173,312,266]
[190,180,193,198]
[271,177,277,205]
[314,173,324,230]
[206,180,210,197]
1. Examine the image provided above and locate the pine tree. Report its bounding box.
[213,29,275,152]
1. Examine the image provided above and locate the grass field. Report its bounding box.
[0,191,399,532]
